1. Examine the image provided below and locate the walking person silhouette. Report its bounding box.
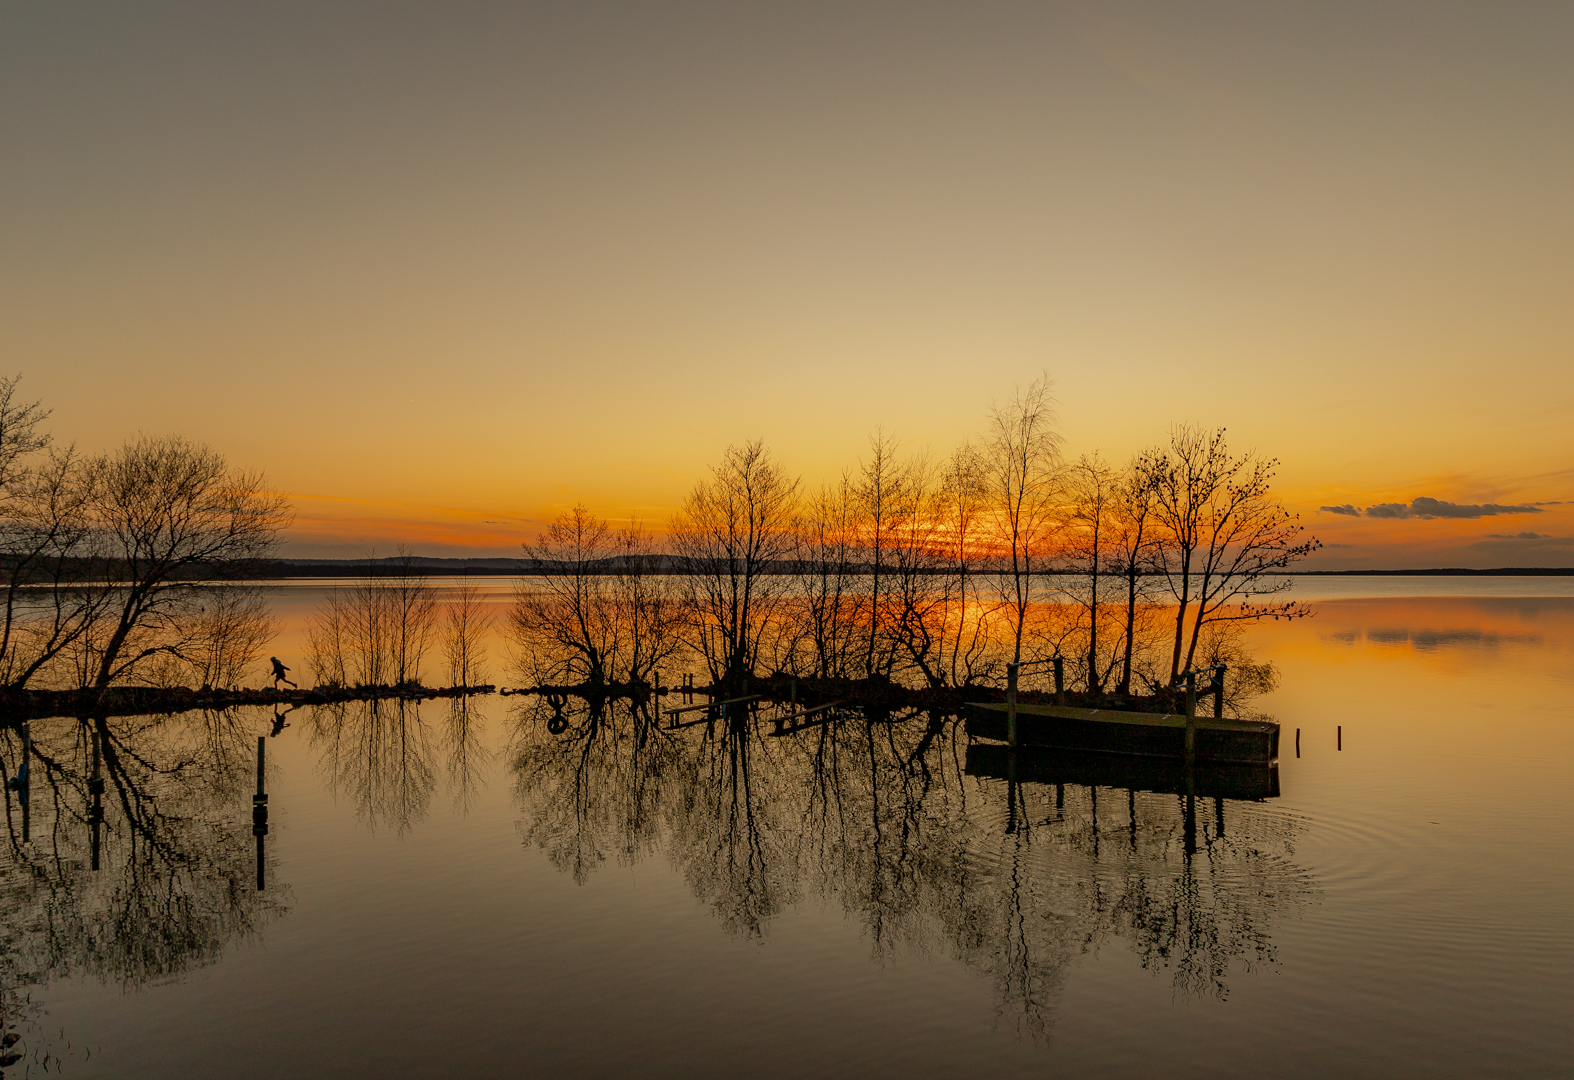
[270,656,297,690]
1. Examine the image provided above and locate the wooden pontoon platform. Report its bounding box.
[966,702,1279,764]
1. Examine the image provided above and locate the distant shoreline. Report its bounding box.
[261,558,1574,578]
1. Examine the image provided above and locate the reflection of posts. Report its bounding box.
[252,736,268,891]
[1006,663,1018,748]
[15,721,30,843]
[90,724,104,871]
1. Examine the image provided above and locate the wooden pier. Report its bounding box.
[966,702,1279,765]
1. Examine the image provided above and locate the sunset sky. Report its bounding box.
[6,2,1570,568]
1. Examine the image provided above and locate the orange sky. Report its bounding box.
[7,3,1571,568]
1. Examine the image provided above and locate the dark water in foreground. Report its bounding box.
[3,588,1572,1078]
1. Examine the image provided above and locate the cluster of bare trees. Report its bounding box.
[510,506,678,688]
[306,551,496,691]
[512,376,1317,710]
[0,377,291,692]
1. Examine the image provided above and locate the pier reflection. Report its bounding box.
[512,700,1316,1036]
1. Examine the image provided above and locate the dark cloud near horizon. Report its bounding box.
[1326,497,1545,520]
[1484,532,1549,540]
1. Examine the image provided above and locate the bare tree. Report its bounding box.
[855,430,907,677]
[180,586,277,689]
[1149,426,1319,683]
[611,521,681,685]
[512,505,619,686]
[385,548,438,686]
[1109,450,1167,696]
[0,379,112,688]
[669,441,799,687]
[982,377,1063,666]
[1062,453,1122,694]
[443,574,494,688]
[937,442,993,687]
[0,447,107,688]
[793,476,860,679]
[79,436,290,690]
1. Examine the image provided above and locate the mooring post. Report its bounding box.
[1183,671,1197,769]
[1006,662,1019,748]
[1213,664,1226,719]
[253,736,268,891]
[19,721,31,844]
[89,724,103,872]
[1053,657,1065,705]
[1295,727,1301,757]
[1337,725,1342,751]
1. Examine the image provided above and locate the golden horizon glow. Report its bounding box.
[7,4,1571,568]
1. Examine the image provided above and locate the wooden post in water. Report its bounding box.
[1213,664,1226,719]
[89,724,103,872]
[1337,725,1342,750]
[20,721,30,844]
[252,736,268,892]
[1053,657,1065,706]
[1006,663,1019,748]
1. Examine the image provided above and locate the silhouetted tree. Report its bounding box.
[1149,426,1319,683]
[80,436,290,689]
[982,377,1063,665]
[669,441,799,686]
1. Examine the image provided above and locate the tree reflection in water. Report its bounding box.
[306,698,438,836]
[511,700,1316,1040]
[0,713,288,1061]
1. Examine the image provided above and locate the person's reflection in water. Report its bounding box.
[270,703,297,737]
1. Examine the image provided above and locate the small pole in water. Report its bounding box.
[1053,657,1065,706]
[1295,728,1301,758]
[19,721,31,844]
[90,724,104,871]
[253,736,268,891]
[1337,725,1342,751]
[1213,664,1226,719]
[1006,662,1019,748]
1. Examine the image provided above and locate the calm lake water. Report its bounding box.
[4,578,1572,1078]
